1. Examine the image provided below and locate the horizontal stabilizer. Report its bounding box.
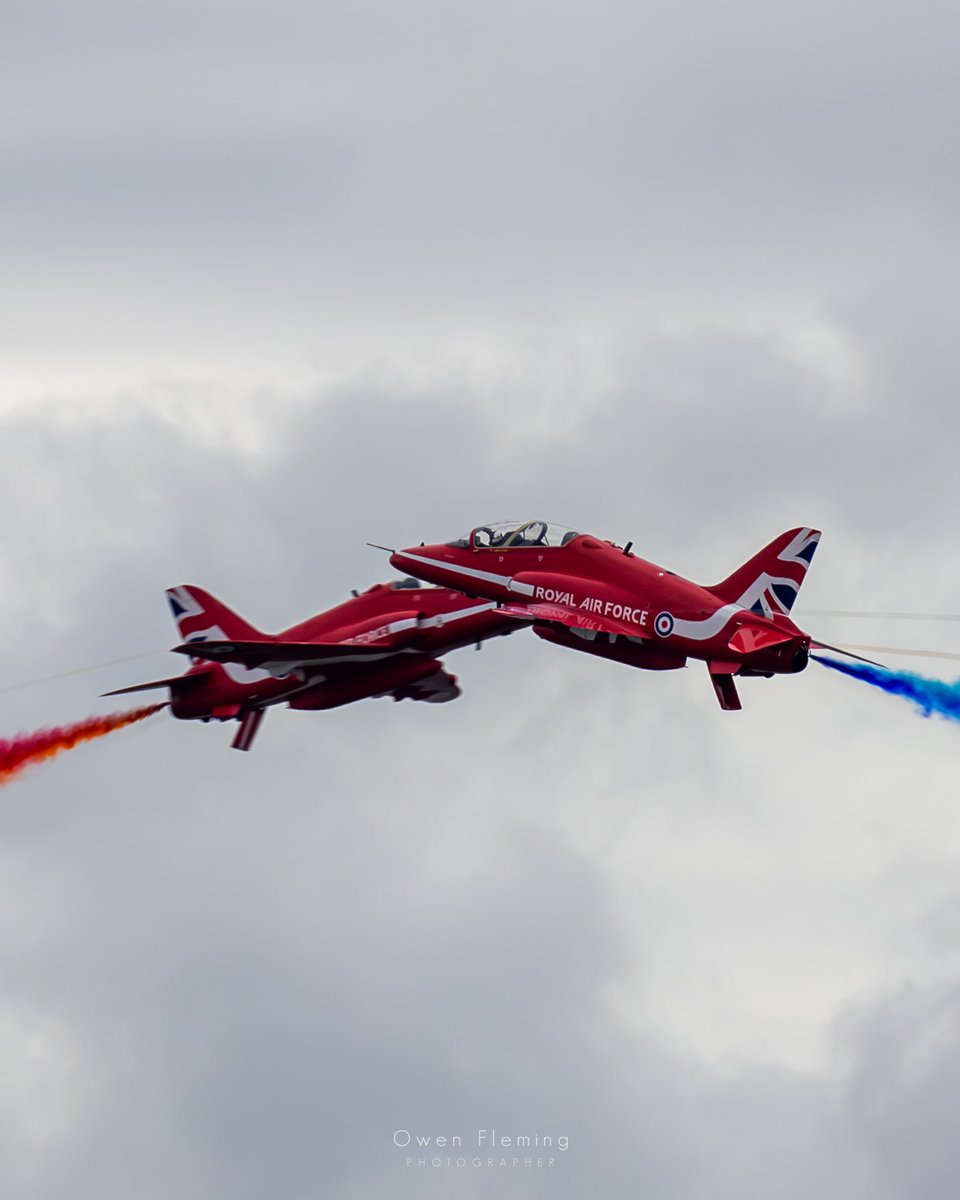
[810,640,887,669]
[815,642,960,663]
[102,671,213,697]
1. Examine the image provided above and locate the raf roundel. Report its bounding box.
[654,611,675,638]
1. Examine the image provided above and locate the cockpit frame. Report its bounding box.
[446,520,581,551]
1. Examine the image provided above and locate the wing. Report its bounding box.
[173,639,416,673]
[497,601,649,640]
[102,670,214,697]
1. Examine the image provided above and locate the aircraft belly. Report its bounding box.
[533,625,686,671]
[287,656,447,710]
[168,672,296,719]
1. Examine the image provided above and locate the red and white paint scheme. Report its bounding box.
[105,580,517,749]
[389,521,823,711]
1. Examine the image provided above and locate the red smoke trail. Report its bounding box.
[0,704,165,788]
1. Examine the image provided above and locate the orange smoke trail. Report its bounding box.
[0,704,165,787]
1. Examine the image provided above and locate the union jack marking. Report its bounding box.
[736,528,820,617]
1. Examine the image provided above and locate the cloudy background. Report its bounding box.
[3,1,960,1195]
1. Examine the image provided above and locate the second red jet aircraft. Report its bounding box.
[107,578,518,749]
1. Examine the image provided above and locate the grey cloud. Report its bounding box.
[0,136,355,238]
[5,0,960,365]
[3,1,960,1195]
[839,983,960,1200]
[0,384,957,1199]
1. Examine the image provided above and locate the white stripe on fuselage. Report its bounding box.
[397,552,747,642]
[258,600,501,700]
[670,604,745,641]
[419,600,500,628]
[341,600,499,646]
[191,601,500,706]
[395,551,536,596]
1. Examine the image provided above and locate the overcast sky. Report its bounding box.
[3,2,960,1197]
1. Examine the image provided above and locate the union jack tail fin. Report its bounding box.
[709,528,821,617]
[165,585,265,647]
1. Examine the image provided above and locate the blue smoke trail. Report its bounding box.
[812,655,960,723]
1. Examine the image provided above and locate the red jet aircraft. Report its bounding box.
[388,520,835,711]
[106,579,517,749]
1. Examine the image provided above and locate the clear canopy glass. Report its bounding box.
[446,520,581,550]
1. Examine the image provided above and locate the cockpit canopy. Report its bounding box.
[361,577,422,595]
[446,520,581,550]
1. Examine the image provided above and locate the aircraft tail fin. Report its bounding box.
[164,585,265,648]
[710,528,821,618]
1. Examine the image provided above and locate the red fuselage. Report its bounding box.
[169,582,516,721]
[389,528,812,687]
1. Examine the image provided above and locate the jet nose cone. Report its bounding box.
[389,549,412,572]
